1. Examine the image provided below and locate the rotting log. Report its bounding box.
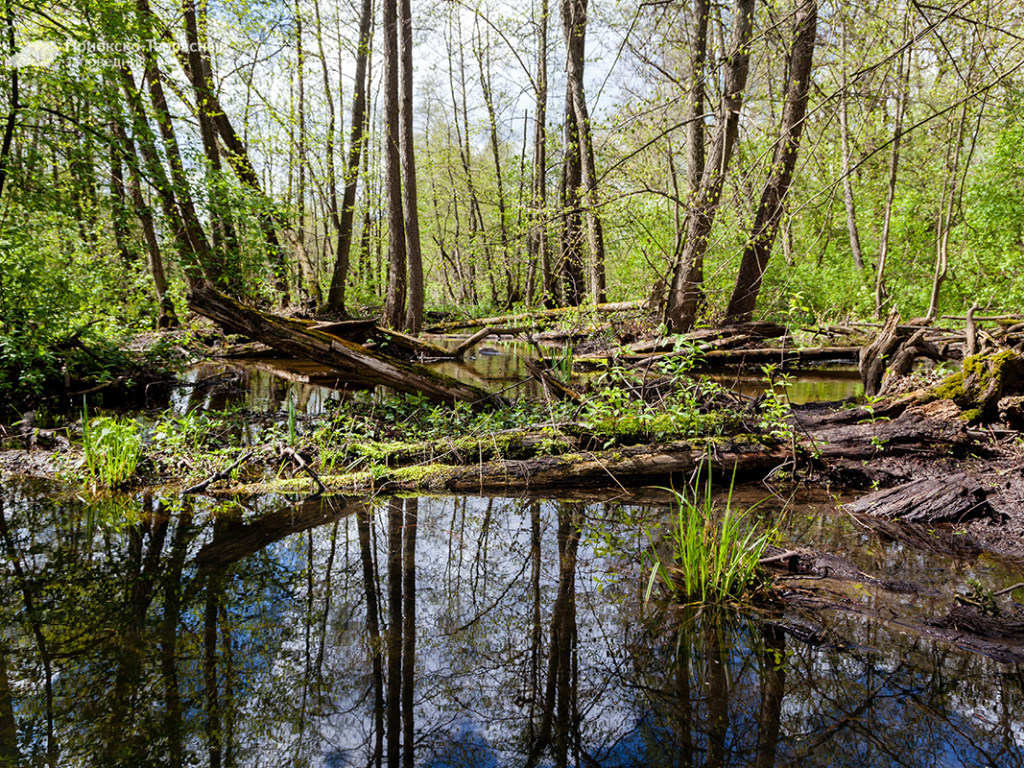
[845,474,991,524]
[374,327,453,358]
[189,286,500,406]
[371,437,792,493]
[423,300,644,332]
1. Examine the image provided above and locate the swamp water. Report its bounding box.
[1,486,1023,767]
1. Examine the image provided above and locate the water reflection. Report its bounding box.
[0,489,1022,767]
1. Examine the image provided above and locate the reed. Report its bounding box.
[81,399,141,490]
[646,470,775,604]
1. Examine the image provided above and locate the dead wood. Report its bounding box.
[374,327,453,358]
[189,286,499,406]
[423,300,644,332]
[523,358,583,403]
[183,450,256,494]
[307,318,378,342]
[449,326,495,357]
[372,437,793,493]
[844,473,991,524]
[577,344,859,371]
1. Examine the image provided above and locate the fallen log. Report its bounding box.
[371,437,793,493]
[450,326,495,357]
[844,474,991,524]
[423,300,644,332]
[189,286,499,406]
[375,327,454,358]
[576,344,860,371]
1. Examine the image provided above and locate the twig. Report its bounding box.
[993,581,1024,598]
[281,447,327,497]
[759,549,805,566]
[183,450,255,494]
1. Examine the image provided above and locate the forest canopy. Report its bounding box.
[1,0,1023,394]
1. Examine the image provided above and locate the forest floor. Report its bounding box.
[2,321,1023,566]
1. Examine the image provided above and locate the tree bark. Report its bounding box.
[528,0,552,307]
[561,0,605,303]
[725,0,817,324]
[399,0,423,332]
[326,0,373,313]
[383,0,407,328]
[874,40,910,319]
[838,20,864,272]
[665,0,756,331]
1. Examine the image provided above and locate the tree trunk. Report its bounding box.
[528,0,552,307]
[292,0,322,306]
[399,0,423,332]
[112,119,178,327]
[687,0,709,195]
[561,0,605,303]
[838,20,864,272]
[117,66,205,288]
[665,0,756,331]
[725,0,817,324]
[133,0,218,285]
[326,0,373,313]
[475,28,516,307]
[0,0,17,203]
[560,95,586,306]
[382,0,407,328]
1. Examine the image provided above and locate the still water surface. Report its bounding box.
[1,486,1022,767]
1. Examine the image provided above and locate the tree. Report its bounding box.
[382,0,407,328]
[725,0,818,324]
[664,0,756,331]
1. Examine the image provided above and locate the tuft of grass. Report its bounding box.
[646,469,775,605]
[81,400,142,490]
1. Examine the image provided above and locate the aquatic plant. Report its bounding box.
[646,470,775,604]
[81,401,142,490]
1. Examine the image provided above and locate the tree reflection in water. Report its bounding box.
[0,489,1022,767]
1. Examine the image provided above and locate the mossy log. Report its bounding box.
[926,350,1024,422]
[369,437,792,493]
[189,286,500,406]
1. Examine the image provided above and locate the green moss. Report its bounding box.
[928,351,1022,422]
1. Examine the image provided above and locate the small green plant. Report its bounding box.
[758,364,793,440]
[81,400,142,490]
[645,469,775,605]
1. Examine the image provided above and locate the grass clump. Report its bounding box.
[646,470,775,605]
[81,403,142,490]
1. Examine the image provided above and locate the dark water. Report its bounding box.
[1,486,1022,767]
[176,340,863,416]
